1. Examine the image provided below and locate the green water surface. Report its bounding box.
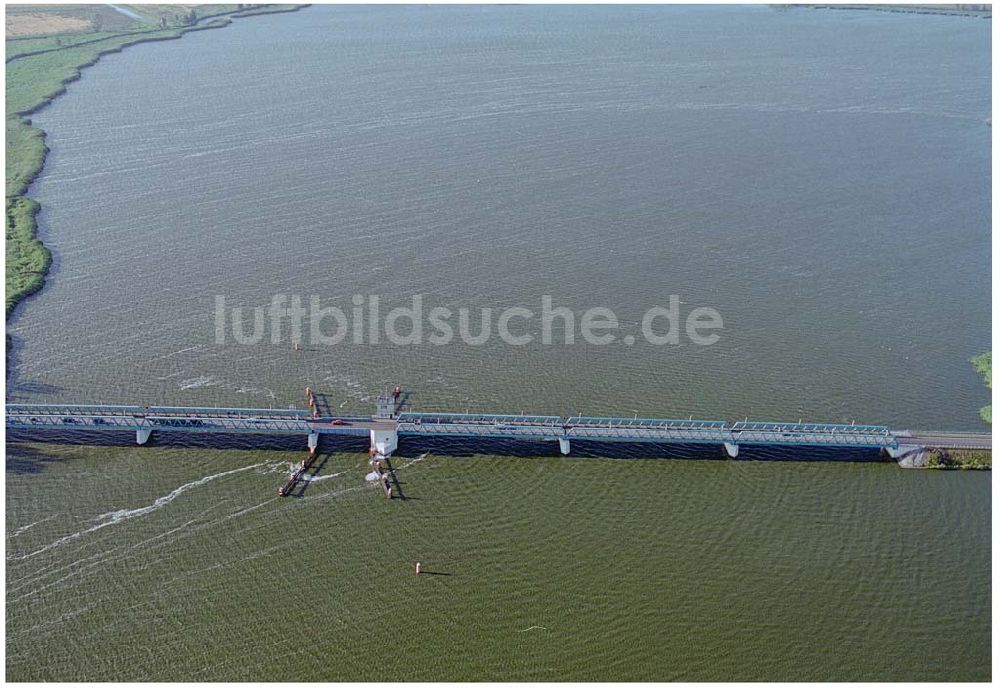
[6,442,990,681]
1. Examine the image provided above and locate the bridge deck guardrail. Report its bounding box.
[10,403,991,453]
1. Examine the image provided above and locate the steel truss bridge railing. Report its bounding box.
[7,403,903,450]
[398,414,897,449]
[5,404,371,436]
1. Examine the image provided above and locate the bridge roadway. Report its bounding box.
[895,431,993,451]
[5,403,991,458]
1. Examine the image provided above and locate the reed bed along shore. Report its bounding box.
[5,5,306,321]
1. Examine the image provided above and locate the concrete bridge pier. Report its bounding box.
[136,428,152,445]
[724,442,739,458]
[307,432,319,452]
[558,437,571,455]
[371,428,398,457]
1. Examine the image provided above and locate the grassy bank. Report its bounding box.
[926,448,991,470]
[5,4,306,325]
[971,352,991,423]
[5,195,47,317]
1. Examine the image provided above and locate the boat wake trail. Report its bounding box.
[9,515,58,538]
[15,463,266,561]
[392,453,428,472]
[302,470,348,483]
[178,375,222,390]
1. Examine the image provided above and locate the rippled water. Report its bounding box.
[6,439,991,681]
[9,4,991,426]
[6,5,991,681]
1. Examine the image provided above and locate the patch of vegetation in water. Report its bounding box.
[926,448,991,470]
[971,352,991,424]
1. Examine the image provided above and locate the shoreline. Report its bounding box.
[786,4,991,19]
[5,4,308,327]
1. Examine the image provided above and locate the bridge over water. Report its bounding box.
[6,393,990,461]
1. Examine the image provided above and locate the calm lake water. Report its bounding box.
[7,5,991,681]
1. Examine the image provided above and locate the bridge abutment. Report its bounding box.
[886,444,921,460]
